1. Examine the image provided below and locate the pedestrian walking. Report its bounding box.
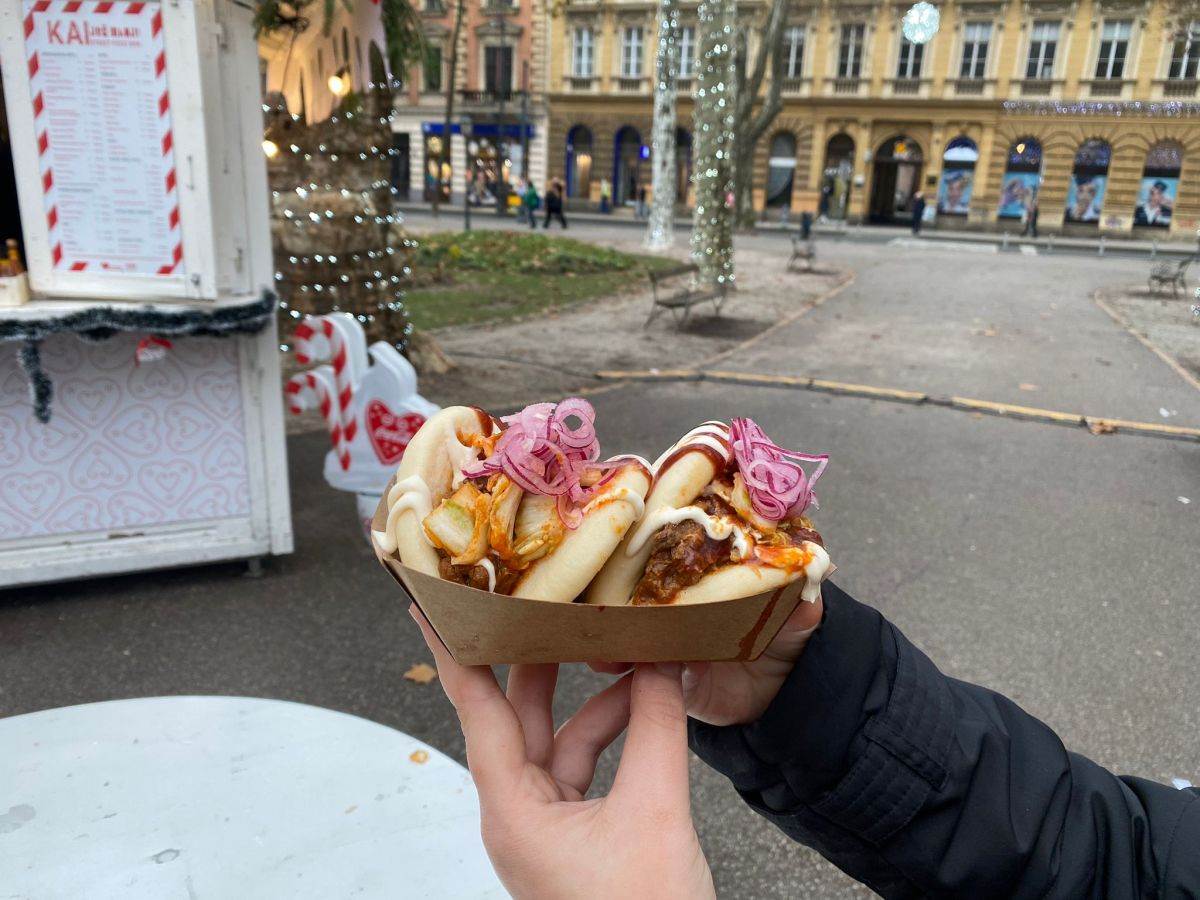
[911,191,926,235]
[636,185,648,219]
[522,180,540,231]
[1022,192,1040,238]
[413,577,1200,899]
[599,178,612,214]
[543,179,568,229]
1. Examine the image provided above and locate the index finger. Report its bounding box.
[409,605,525,793]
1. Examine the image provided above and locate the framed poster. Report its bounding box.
[997,172,1039,219]
[937,169,973,215]
[1065,175,1107,223]
[0,0,230,300]
[1133,176,1177,227]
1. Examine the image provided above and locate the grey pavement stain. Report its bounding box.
[151,848,181,864]
[0,804,36,834]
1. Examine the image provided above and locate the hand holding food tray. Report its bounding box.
[371,399,834,664]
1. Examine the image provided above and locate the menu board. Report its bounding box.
[22,0,182,275]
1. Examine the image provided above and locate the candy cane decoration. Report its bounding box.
[284,365,351,471]
[291,314,363,446]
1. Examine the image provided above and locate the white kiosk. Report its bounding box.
[0,0,292,587]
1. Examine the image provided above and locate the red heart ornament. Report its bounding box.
[365,401,425,465]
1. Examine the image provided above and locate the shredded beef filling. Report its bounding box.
[631,493,824,606]
[437,554,519,594]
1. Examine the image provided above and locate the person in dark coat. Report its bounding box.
[911,190,926,235]
[543,179,568,229]
[414,583,1200,898]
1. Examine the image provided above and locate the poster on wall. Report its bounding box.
[1065,175,1107,223]
[937,169,973,214]
[21,0,183,275]
[997,172,1040,218]
[1133,176,1177,227]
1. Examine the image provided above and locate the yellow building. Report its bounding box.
[547,0,1200,236]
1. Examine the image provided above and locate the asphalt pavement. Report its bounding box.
[2,229,1198,898]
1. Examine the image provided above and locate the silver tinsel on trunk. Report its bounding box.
[644,0,680,251]
[690,0,736,288]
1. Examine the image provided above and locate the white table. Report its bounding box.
[0,696,506,898]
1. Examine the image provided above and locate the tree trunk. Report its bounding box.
[436,0,467,218]
[644,0,680,251]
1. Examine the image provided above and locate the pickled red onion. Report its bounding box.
[729,417,827,522]
[460,398,613,528]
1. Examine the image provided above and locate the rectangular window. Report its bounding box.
[1095,19,1132,79]
[485,45,513,93]
[622,26,644,78]
[572,27,594,77]
[679,26,695,77]
[897,37,923,78]
[1170,21,1200,78]
[1026,21,1059,79]
[785,25,805,79]
[423,46,442,92]
[960,21,991,78]
[838,23,865,78]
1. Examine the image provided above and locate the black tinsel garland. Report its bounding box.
[1,291,274,423]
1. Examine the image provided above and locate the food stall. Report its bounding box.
[0,0,292,588]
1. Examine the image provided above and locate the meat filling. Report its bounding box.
[631,493,824,606]
[437,554,520,594]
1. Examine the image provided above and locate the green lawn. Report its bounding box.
[403,231,679,331]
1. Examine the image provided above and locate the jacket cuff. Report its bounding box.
[690,583,955,844]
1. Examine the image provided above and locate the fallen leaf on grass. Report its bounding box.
[1019,383,1039,391]
[403,663,438,684]
[410,750,430,765]
[1088,420,1117,435]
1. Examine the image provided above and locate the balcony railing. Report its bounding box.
[1161,78,1199,97]
[676,76,695,92]
[458,88,528,105]
[1085,78,1126,97]
[952,77,986,95]
[780,76,810,94]
[617,76,645,92]
[1020,78,1054,96]
[890,77,921,95]
[827,76,863,95]
[567,76,597,91]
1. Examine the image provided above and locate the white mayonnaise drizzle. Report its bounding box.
[476,557,497,592]
[799,541,831,604]
[650,423,731,473]
[626,505,750,559]
[446,435,482,489]
[582,485,646,520]
[370,475,433,554]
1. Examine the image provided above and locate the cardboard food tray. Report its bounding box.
[372,486,830,665]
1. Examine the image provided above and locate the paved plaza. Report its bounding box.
[3,226,1198,898]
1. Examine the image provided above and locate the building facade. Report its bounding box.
[547,0,1200,236]
[396,0,550,204]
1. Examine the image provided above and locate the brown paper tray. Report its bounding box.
[372,483,823,665]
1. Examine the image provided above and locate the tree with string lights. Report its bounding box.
[690,0,736,288]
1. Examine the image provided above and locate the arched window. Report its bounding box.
[613,126,642,206]
[1066,139,1111,224]
[1134,141,1183,227]
[369,41,388,89]
[766,132,797,208]
[938,136,977,215]
[868,136,923,223]
[998,137,1042,218]
[676,127,693,203]
[821,133,855,220]
[565,125,594,198]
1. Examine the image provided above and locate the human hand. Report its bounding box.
[410,606,715,900]
[591,596,825,726]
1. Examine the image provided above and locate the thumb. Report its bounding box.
[611,663,690,812]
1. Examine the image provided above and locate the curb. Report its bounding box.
[591,368,1200,443]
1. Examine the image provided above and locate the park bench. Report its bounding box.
[1148,256,1194,297]
[788,235,817,273]
[645,262,728,328]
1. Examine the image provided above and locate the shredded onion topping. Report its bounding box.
[460,398,614,528]
[729,417,828,522]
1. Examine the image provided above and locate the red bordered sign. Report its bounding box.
[23,0,182,275]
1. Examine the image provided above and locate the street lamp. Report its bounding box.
[328,67,351,98]
[494,12,508,217]
[460,115,473,232]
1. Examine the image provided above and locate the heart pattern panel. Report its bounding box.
[0,334,252,538]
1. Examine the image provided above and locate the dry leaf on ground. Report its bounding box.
[1088,420,1117,435]
[403,663,438,684]
[410,750,430,764]
[1019,383,1039,391]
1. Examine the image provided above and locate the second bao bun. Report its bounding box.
[585,423,732,606]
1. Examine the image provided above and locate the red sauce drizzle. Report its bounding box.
[737,587,785,659]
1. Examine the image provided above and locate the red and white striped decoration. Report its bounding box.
[291,315,359,455]
[23,0,181,274]
[284,366,351,472]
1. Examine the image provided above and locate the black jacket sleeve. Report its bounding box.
[689,583,1200,898]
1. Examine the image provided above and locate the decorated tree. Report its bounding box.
[644,0,680,252]
[690,0,736,288]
